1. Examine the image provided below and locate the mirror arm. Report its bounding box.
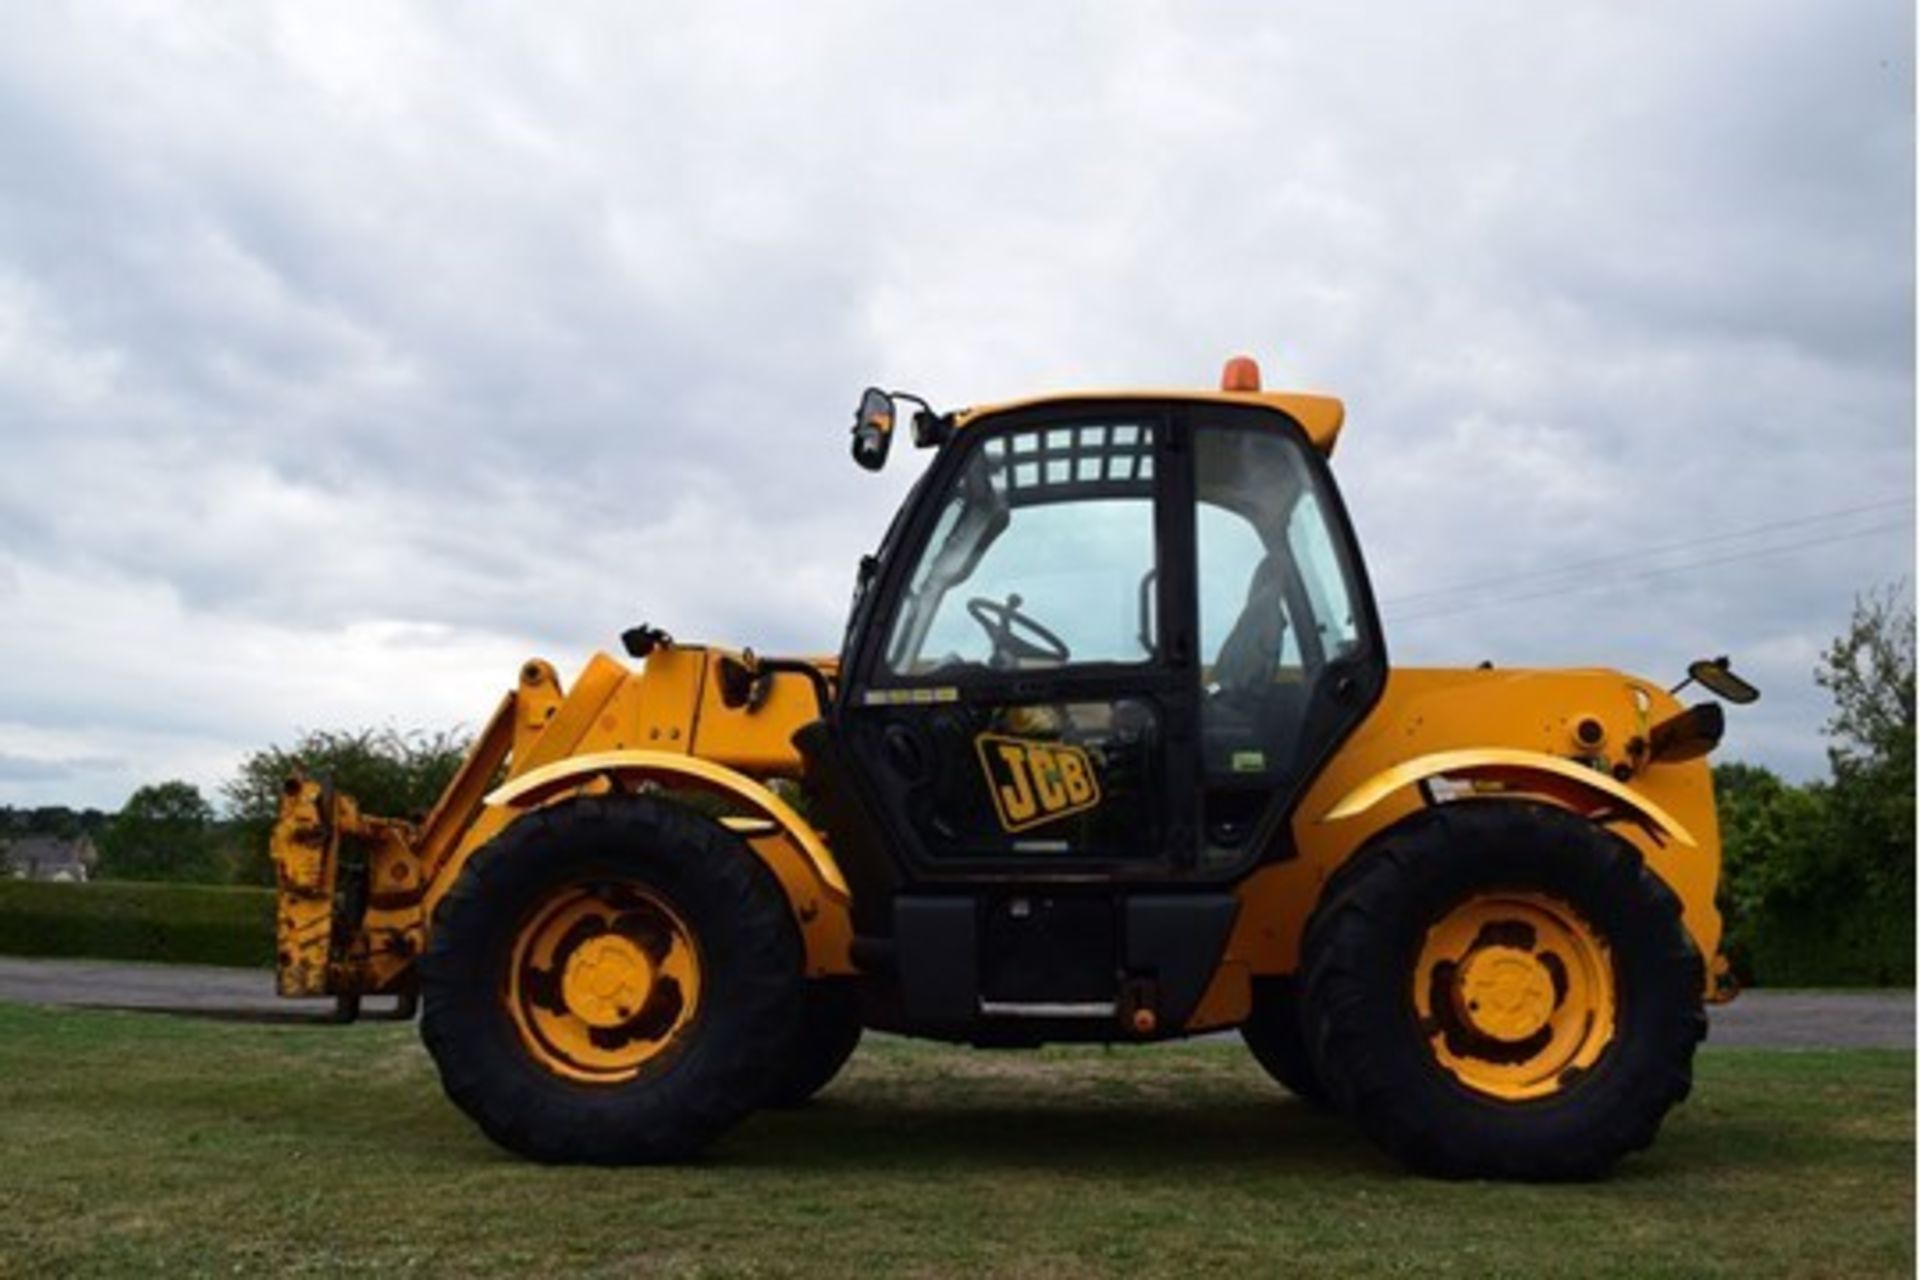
[884,390,953,448]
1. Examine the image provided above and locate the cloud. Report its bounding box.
[0,0,1909,810]
[0,748,123,787]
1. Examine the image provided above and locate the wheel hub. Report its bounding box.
[507,882,703,1084]
[1454,944,1555,1042]
[1413,891,1616,1101]
[561,934,655,1028]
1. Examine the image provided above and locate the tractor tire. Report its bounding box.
[419,794,803,1164]
[1301,801,1705,1181]
[763,979,864,1108]
[1239,978,1330,1108]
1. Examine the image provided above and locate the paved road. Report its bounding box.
[0,956,408,1022]
[1701,988,1913,1049]
[0,956,1909,1047]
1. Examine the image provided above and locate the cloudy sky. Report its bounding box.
[0,1,1911,811]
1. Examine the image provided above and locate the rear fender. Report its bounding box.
[1320,748,1696,847]
[483,750,854,976]
[1316,747,1726,1002]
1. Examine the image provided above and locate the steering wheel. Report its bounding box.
[965,594,1071,668]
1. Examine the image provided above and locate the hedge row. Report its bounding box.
[0,879,274,969]
[1734,903,1916,989]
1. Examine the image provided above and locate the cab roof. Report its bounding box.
[954,389,1346,455]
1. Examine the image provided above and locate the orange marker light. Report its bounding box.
[1221,355,1262,392]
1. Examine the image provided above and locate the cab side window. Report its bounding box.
[1193,427,1365,785]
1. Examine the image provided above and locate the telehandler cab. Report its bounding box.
[272,356,1750,1180]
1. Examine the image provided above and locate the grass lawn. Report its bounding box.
[0,1003,1909,1278]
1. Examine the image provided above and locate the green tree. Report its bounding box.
[1713,585,1916,985]
[1712,761,1835,978]
[27,806,82,839]
[1816,584,1916,902]
[97,781,221,883]
[222,728,471,884]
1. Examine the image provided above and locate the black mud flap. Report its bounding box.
[893,895,979,1026]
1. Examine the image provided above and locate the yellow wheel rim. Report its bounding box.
[1413,891,1615,1101]
[506,881,703,1084]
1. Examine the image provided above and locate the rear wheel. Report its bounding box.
[420,795,803,1163]
[1302,802,1704,1180]
[1239,979,1330,1107]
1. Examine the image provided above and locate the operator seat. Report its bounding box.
[1212,553,1288,699]
[1203,552,1294,778]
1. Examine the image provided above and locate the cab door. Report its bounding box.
[837,404,1200,877]
[1189,406,1386,865]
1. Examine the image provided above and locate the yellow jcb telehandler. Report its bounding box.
[272,356,1753,1179]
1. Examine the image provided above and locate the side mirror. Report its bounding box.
[1677,655,1761,705]
[851,388,895,472]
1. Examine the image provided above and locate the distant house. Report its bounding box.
[2,835,97,882]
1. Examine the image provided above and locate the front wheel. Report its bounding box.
[1302,802,1705,1181]
[419,795,804,1163]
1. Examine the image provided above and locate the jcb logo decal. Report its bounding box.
[974,733,1101,833]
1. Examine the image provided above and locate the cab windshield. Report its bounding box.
[884,421,1158,675]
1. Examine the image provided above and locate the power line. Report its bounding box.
[1381,496,1915,610]
[1391,516,1913,626]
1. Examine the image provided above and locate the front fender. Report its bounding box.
[1320,747,1696,848]
[485,750,854,975]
